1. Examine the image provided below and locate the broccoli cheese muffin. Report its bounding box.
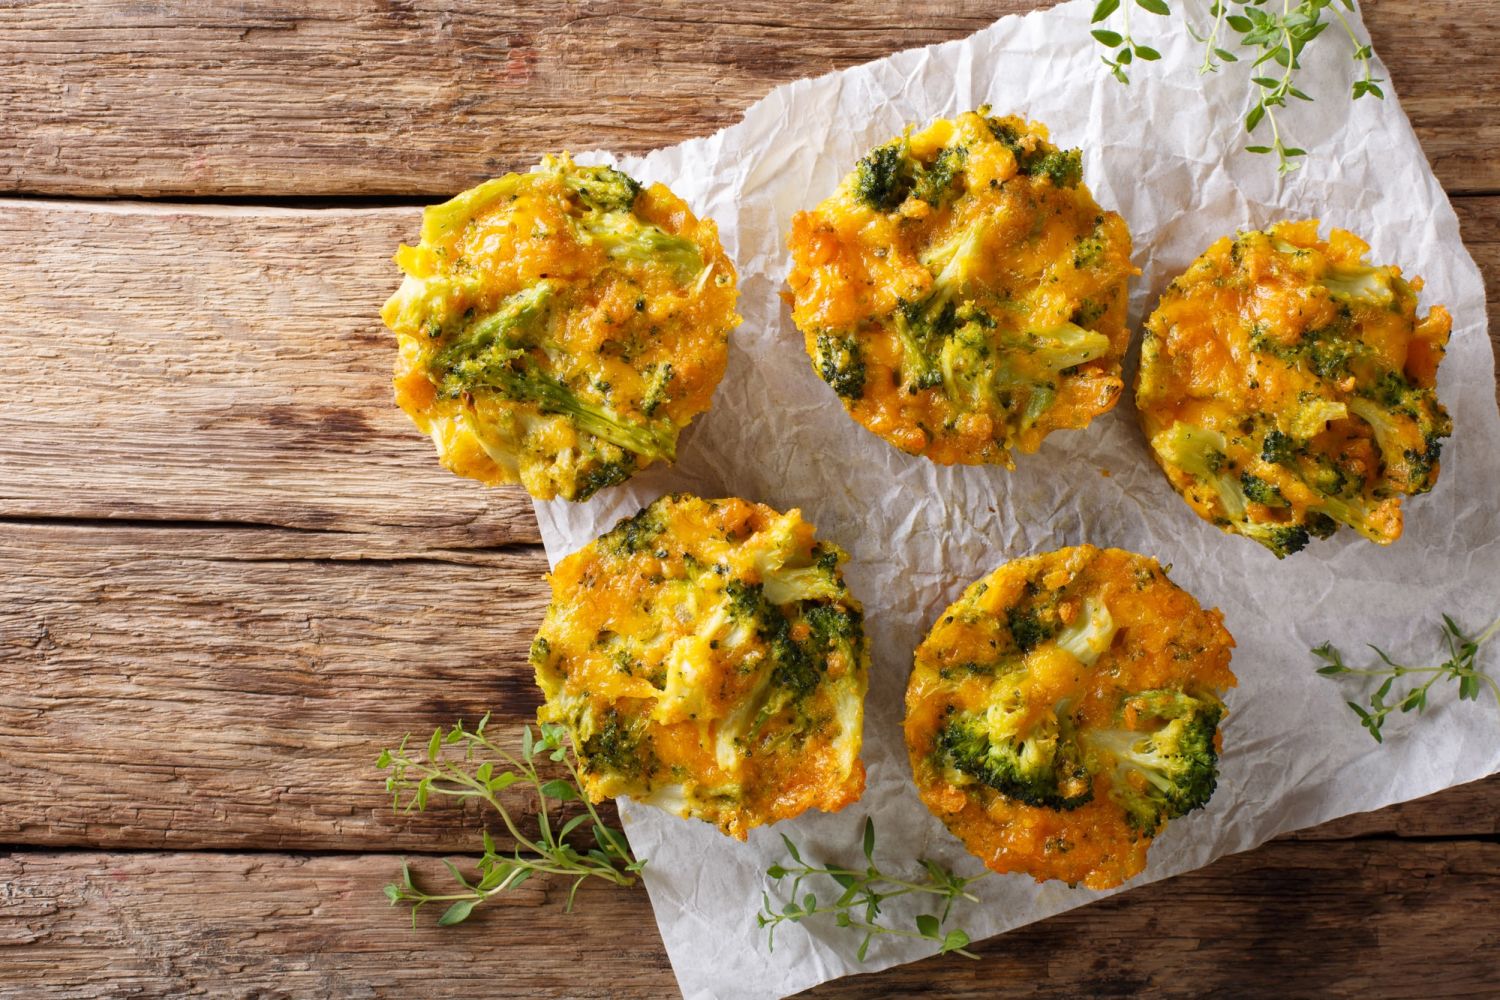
[1136,220,1452,556]
[905,546,1236,889]
[531,493,868,839]
[382,155,740,501]
[786,108,1134,466]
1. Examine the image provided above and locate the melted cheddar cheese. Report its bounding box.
[1136,220,1452,555]
[532,493,868,839]
[382,156,740,501]
[786,109,1135,466]
[905,546,1236,889]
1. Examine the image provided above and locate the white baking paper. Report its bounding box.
[532,2,1500,995]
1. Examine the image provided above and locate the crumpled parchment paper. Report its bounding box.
[532,1,1500,995]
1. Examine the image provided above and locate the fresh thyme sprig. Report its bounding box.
[378,716,644,926]
[757,817,989,961]
[1313,615,1500,743]
[1089,0,1385,174]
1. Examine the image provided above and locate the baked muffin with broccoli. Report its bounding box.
[382,155,740,501]
[905,545,1236,889]
[532,493,868,839]
[1136,220,1452,556]
[786,108,1135,466]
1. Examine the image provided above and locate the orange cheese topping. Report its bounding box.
[1136,220,1452,552]
[382,156,740,501]
[786,109,1135,466]
[532,493,867,840]
[905,546,1236,889]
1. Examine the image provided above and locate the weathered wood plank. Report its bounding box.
[0,522,552,852]
[1,196,1496,551]
[0,200,537,545]
[0,1,1493,198]
[2,520,1497,855]
[2,840,1497,997]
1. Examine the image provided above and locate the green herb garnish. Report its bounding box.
[1089,0,1385,174]
[1314,615,1500,742]
[379,716,644,926]
[757,817,988,961]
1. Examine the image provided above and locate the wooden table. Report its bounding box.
[2,2,1497,996]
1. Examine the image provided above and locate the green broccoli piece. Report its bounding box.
[1026,148,1083,188]
[813,332,867,399]
[1320,262,1405,309]
[938,707,1092,810]
[1239,471,1286,507]
[448,355,676,463]
[1007,605,1056,653]
[431,281,557,373]
[1348,380,1450,495]
[1154,422,1310,559]
[1261,429,1297,465]
[556,162,641,213]
[1082,690,1224,838]
[579,708,657,780]
[982,117,1083,187]
[1153,422,1248,523]
[724,581,820,698]
[639,363,674,417]
[854,142,913,211]
[604,501,670,555]
[912,146,968,206]
[577,210,703,279]
[1054,597,1117,666]
[574,458,637,501]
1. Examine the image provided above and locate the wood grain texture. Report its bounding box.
[3,840,1498,998]
[0,199,537,545]
[0,521,552,852]
[0,1,1494,197]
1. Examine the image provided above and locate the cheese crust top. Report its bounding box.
[1136,220,1452,555]
[905,546,1236,889]
[532,493,868,840]
[786,109,1134,466]
[382,156,740,501]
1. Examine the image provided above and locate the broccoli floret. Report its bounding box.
[1021,323,1112,371]
[1054,597,1116,666]
[432,281,556,373]
[1288,396,1349,440]
[604,502,670,555]
[982,115,1083,187]
[1153,422,1248,523]
[1261,429,1297,465]
[450,354,677,462]
[434,287,676,463]
[1026,148,1083,188]
[1154,422,1311,559]
[1239,471,1285,507]
[813,332,867,399]
[556,162,641,213]
[639,362,674,417]
[723,581,820,697]
[894,297,950,391]
[577,211,703,279]
[1320,262,1404,308]
[1349,384,1450,495]
[1007,605,1056,653]
[803,603,864,672]
[580,708,657,780]
[938,706,1092,809]
[912,146,967,206]
[1082,690,1223,838]
[575,458,637,501]
[854,142,912,211]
